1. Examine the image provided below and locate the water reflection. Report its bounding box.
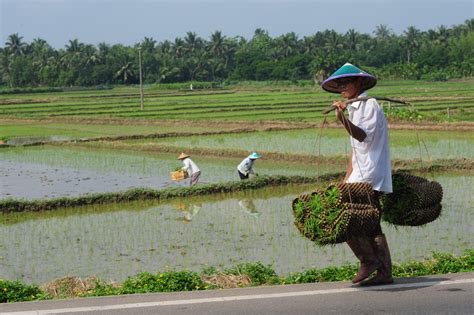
[239,199,260,217]
[172,201,202,223]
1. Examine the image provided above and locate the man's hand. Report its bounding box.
[332,100,347,121]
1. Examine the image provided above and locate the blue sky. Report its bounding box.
[1,0,473,48]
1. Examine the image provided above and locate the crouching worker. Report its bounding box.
[237,152,261,180]
[322,63,393,286]
[178,153,201,186]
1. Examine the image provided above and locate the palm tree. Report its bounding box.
[324,30,343,54]
[115,60,135,83]
[465,18,474,33]
[184,32,203,55]
[345,29,360,50]
[141,37,156,53]
[98,42,110,63]
[435,25,449,46]
[172,38,185,58]
[5,33,27,56]
[62,39,84,69]
[374,25,393,41]
[279,32,299,58]
[209,31,225,58]
[81,44,100,67]
[0,48,13,87]
[403,26,421,63]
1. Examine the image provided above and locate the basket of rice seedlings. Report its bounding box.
[292,183,380,246]
[381,172,443,226]
[170,166,189,181]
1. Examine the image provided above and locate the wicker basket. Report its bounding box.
[170,170,188,181]
[381,172,443,226]
[292,183,380,246]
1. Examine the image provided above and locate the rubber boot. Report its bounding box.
[346,237,381,284]
[360,234,394,286]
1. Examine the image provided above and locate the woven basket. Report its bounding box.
[292,183,380,246]
[170,170,188,181]
[381,172,443,226]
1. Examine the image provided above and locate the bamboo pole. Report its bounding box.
[322,96,410,114]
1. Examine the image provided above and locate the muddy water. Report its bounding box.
[0,173,472,284]
[0,146,342,200]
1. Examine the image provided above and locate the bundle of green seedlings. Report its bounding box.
[292,183,380,245]
[381,172,443,226]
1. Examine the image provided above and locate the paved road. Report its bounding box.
[1,272,473,315]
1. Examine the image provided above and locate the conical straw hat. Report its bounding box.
[177,152,190,160]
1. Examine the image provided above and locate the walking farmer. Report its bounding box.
[323,63,393,286]
[178,153,201,186]
[237,152,261,180]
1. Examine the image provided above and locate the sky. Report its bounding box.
[1,0,473,48]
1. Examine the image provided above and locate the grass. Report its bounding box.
[2,250,472,303]
[1,80,473,122]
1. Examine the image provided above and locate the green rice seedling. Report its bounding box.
[292,183,380,245]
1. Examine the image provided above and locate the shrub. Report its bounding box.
[385,107,422,121]
[121,271,205,294]
[225,262,279,285]
[421,72,448,82]
[0,279,44,303]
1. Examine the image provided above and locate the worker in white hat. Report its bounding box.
[237,152,262,180]
[178,153,201,186]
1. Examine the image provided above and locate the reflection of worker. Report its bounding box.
[237,152,261,180]
[323,62,393,286]
[171,202,202,223]
[238,199,260,217]
[178,153,201,186]
[183,204,201,223]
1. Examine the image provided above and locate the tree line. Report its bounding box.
[1,19,473,88]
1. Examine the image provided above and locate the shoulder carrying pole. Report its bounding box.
[322,97,410,115]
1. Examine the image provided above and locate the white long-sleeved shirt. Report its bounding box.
[346,92,392,193]
[237,157,255,176]
[181,158,200,176]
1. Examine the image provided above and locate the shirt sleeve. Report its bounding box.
[359,99,379,144]
[181,160,189,171]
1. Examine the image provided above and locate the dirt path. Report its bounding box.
[2,117,474,131]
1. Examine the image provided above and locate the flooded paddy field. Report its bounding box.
[0,173,471,284]
[0,146,341,200]
[121,128,473,160]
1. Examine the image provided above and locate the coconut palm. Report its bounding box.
[115,60,135,83]
[5,33,27,56]
[374,24,393,41]
[209,31,225,58]
[345,29,360,51]
[172,38,185,58]
[324,30,343,54]
[403,26,421,63]
[279,32,299,58]
[0,48,13,87]
[141,37,157,53]
[435,25,449,46]
[184,32,203,56]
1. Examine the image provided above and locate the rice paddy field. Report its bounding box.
[0,79,473,285]
[0,173,472,284]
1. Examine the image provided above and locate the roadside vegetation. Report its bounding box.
[1,250,472,303]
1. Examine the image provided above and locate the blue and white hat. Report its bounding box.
[321,62,377,93]
[248,152,262,159]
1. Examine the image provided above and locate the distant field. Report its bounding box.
[1,80,473,123]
